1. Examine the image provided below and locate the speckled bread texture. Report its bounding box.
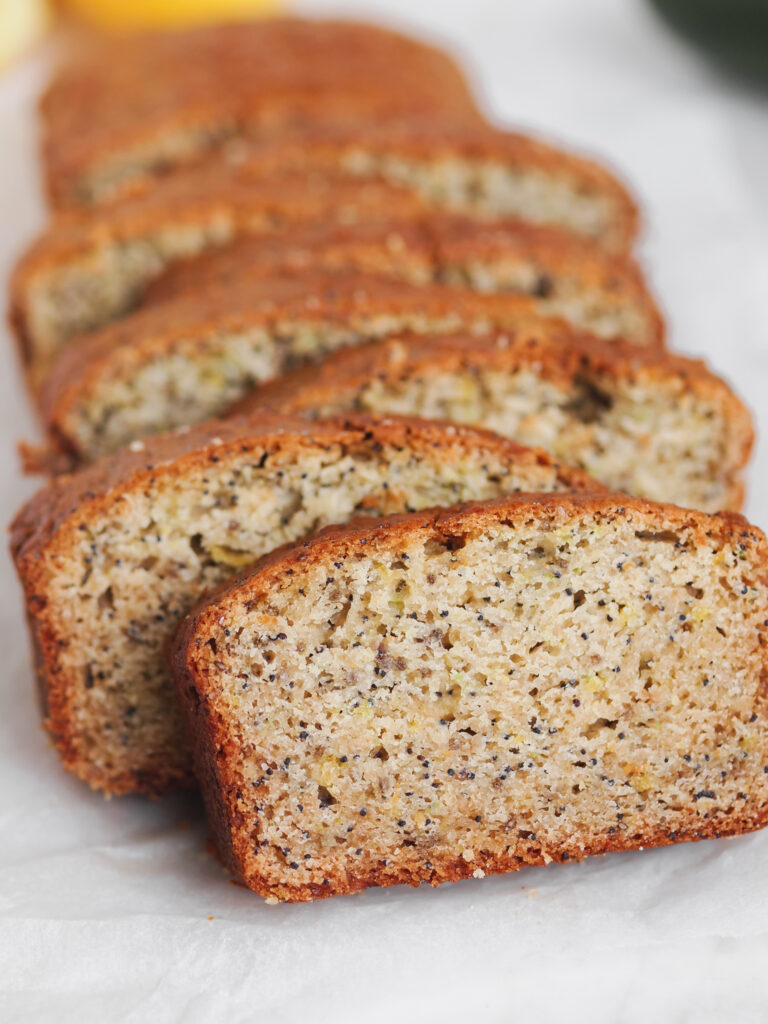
[41,18,483,208]
[235,330,753,513]
[198,122,639,254]
[10,413,598,796]
[10,174,427,390]
[38,272,574,467]
[171,493,768,903]
[144,216,664,347]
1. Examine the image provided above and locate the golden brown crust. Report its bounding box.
[42,18,483,207]
[10,413,599,796]
[172,492,768,901]
[198,814,768,902]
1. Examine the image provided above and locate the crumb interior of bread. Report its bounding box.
[296,363,741,512]
[61,313,466,461]
[206,512,768,897]
[341,152,622,245]
[44,438,574,791]
[27,221,237,365]
[441,259,652,345]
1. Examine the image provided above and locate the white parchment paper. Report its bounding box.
[2,2,768,1020]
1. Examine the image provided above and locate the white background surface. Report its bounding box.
[2,1,768,1021]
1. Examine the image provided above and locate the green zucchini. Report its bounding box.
[649,0,768,82]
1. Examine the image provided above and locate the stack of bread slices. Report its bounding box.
[9,17,768,904]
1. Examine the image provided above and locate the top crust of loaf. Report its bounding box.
[11,412,598,572]
[41,18,482,206]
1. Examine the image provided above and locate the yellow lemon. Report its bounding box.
[59,0,281,31]
[0,0,51,69]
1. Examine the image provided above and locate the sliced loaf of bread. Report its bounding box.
[144,217,663,347]
[13,123,637,382]
[42,19,482,207]
[172,493,768,903]
[38,274,588,467]
[10,175,425,389]
[236,331,752,512]
[11,414,596,796]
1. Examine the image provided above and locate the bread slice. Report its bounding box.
[41,18,482,208]
[235,331,752,513]
[12,117,638,384]
[200,122,639,254]
[171,493,768,903]
[10,174,426,390]
[144,217,663,347]
[11,413,597,796]
[38,273,593,468]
